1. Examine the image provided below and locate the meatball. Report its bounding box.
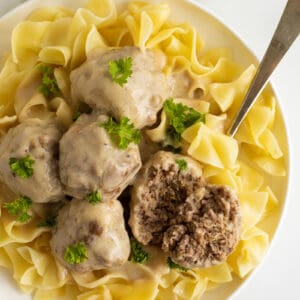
[162,185,241,268]
[129,151,205,245]
[129,151,241,269]
[59,113,141,201]
[50,198,130,272]
[70,47,171,129]
[0,119,64,203]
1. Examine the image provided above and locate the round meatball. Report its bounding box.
[0,119,64,203]
[129,151,241,269]
[59,113,141,201]
[70,47,171,129]
[51,198,130,272]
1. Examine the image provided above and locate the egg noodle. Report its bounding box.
[0,0,286,299]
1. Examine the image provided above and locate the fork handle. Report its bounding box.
[228,0,300,137]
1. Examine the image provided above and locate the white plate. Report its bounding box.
[0,0,290,299]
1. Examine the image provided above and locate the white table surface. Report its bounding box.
[0,0,299,299]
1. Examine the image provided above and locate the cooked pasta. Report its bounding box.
[0,0,287,299]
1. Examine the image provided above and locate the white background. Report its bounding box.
[0,0,299,299]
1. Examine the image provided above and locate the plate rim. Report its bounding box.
[0,1,291,299]
[185,1,291,298]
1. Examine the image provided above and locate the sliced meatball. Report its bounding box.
[70,47,171,129]
[129,151,205,245]
[162,185,241,268]
[0,119,64,203]
[59,113,141,201]
[50,198,130,272]
[129,151,241,269]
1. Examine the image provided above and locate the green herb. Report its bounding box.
[64,242,88,264]
[38,65,60,98]
[9,155,35,178]
[87,190,102,205]
[100,117,141,150]
[165,126,181,148]
[167,257,188,272]
[130,239,150,264]
[4,196,32,223]
[109,57,133,86]
[38,215,56,227]
[163,98,206,146]
[175,159,188,171]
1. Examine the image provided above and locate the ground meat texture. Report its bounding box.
[0,119,64,203]
[50,198,130,272]
[70,46,171,129]
[129,151,205,245]
[59,113,141,201]
[129,151,241,269]
[162,184,241,268]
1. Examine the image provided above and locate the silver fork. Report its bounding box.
[228,0,300,137]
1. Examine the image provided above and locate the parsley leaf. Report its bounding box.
[9,155,35,178]
[100,117,141,150]
[175,159,188,171]
[38,215,56,227]
[167,257,188,272]
[64,242,88,264]
[130,239,150,264]
[87,190,102,205]
[4,196,32,223]
[163,98,206,147]
[109,57,133,86]
[38,65,60,98]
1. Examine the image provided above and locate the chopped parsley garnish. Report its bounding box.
[38,215,56,227]
[163,98,206,148]
[175,159,188,171]
[9,155,35,178]
[130,239,150,264]
[38,65,60,98]
[100,117,141,150]
[167,257,188,272]
[4,196,32,223]
[64,242,88,264]
[87,190,102,205]
[109,57,133,86]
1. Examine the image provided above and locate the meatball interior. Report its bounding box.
[129,151,241,269]
[163,184,241,268]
